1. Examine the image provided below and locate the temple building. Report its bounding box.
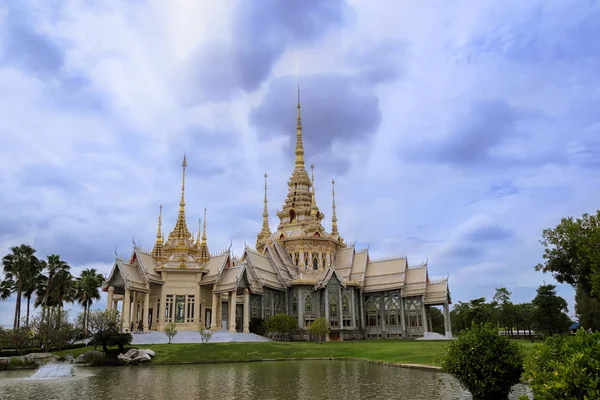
[104,93,452,340]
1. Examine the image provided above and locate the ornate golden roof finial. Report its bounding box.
[202,207,207,243]
[295,84,305,169]
[195,218,202,246]
[257,173,272,252]
[198,207,210,264]
[166,155,193,244]
[152,205,164,259]
[331,179,339,236]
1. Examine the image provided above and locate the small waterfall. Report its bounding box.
[28,362,75,380]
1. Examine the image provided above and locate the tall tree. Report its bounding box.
[1,244,40,328]
[532,284,571,336]
[575,284,600,331]
[536,210,600,301]
[22,259,45,325]
[38,254,71,309]
[494,287,513,335]
[75,268,105,334]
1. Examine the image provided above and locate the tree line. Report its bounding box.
[451,285,574,337]
[0,244,105,332]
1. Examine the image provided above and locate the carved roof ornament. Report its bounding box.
[151,205,164,259]
[256,173,272,252]
[331,179,339,238]
[197,207,210,264]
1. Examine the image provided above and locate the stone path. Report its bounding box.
[131,330,271,345]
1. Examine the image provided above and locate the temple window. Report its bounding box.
[304,252,309,269]
[322,253,327,269]
[404,297,423,328]
[328,286,339,328]
[294,253,299,266]
[175,295,185,323]
[384,291,401,326]
[186,295,195,323]
[342,291,352,327]
[304,292,313,314]
[250,295,261,319]
[365,295,380,327]
[263,291,273,318]
[313,232,320,238]
[290,209,296,222]
[280,234,285,240]
[165,295,174,323]
[292,292,298,316]
[312,253,318,270]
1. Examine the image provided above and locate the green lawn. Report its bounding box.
[53,339,536,367]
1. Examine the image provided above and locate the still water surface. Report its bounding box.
[0,360,530,400]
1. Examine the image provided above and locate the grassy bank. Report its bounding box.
[53,339,536,367]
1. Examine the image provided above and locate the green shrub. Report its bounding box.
[523,329,600,400]
[265,314,297,340]
[108,333,133,353]
[308,318,329,343]
[164,322,177,344]
[441,323,524,399]
[249,318,266,336]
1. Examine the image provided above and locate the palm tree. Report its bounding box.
[22,259,46,325]
[75,268,105,334]
[51,268,75,309]
[1,244,40,328]
[40,254,71,309]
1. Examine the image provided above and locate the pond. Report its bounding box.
[0,360,531,400]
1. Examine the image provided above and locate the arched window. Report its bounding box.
[313,232,320,238]
[294,253,300,266]
[279,234,285,240]
[290,209,296,222]
[322,253,327,269]
[312,253,318,270]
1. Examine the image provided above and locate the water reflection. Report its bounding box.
[0,361,530,400]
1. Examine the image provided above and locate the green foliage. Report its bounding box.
[450,297,498,334]
[441,323,524,399]
[164,322,178,344]
[6,325,33,355]
[536,210,600,301]
[87,309,121,352]
[532,284,572,335]
[265,314,297,340]
[249,317,266,336]
[31,308,76,350]
[575,284,600,331]
[108,333,133,353]
[199,330,212,344]
[523,329,600,400]
[429,307,446,335]
[308,317,329,343]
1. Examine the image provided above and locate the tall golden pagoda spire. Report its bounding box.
[197,207,210,264]
[310,164,318,217]
[331,179,339,237]
[257,173,272,251]
[295,85,305,169]
[166,155,193,244]
[195,218,201,247]
[152,205,164,259]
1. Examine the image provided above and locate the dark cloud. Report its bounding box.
[405,99,555,168]
[19,164,83,193]
[179,0,349,104]
[346,39,406,84]
[463,224,514,242]
[250,74,381,157]
[489,181,521,198]
[443,244,486,260]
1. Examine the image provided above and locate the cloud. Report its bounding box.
[179,0,350,104]
[249,74,381,168]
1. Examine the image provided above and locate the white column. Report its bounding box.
[444,302,452,338]
[350,289,356,329]
[143,291,150,333]
[399,296,407,338]
[159,284,166,327]
[210,292,219,331]
[113,300,118,312]
[107,286,114,311]
[122,289,131,332]
[421,296,428,336]
[229,291,237,332]
[243,289,250,333]
[297,289,304,330]
[196,284,202,329]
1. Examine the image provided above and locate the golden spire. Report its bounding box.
[195,218,201,247]
[310,164,318,217]
[295,85,305,169]
[202,207,207,244]
[331,179,339,236]
[166,155,192,243]
[197,207,210,264]
[152,205,164,259]
[257,173,272,252]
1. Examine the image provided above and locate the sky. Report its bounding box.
[1,0,599,326]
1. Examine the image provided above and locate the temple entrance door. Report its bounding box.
[149,309,153,330]
[236,304,243,332]
[221,305,228,330]
[205,309,211,329]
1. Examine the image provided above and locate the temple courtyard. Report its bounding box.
[131,330,270,345]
